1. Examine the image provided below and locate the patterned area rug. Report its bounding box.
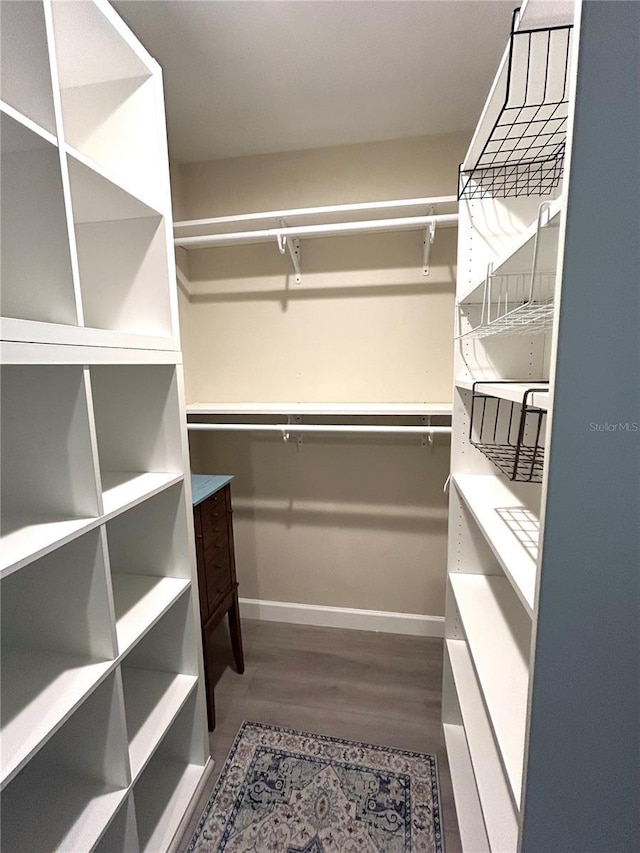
[187,722,443,852]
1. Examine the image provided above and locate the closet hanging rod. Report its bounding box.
[174,195,458,232]
[174,213,459,249]
[187,423,452,436]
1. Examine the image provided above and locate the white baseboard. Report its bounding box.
[239,598,444,638]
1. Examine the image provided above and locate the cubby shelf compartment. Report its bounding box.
[133,692,207,853]
[456,196,561,337]
[90,364,184,515]
[469,383,547,482]
[453,474,539,614]
[111,575,191,658]
[50,0,166,212]
[106,484,193,655]
[459,15,573,200]
[458,198,562,304]
[0,673,130,853]
[445,640,519,852]
[122,668,198,780]
[0,365,99,576]
[0,530,116,787]
[450,573,531,807]
[1,108,78,328]
[65,151,173,340]
[0,0,56,134]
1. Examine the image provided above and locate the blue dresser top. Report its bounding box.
[190,474,234,506]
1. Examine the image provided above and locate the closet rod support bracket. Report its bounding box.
[421,416,434,448]
[277,218,301,283]
[423,206,436,276]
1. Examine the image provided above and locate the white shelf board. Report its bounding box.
[1,766,128,853]
[0,100,57,148]
[0,649,113,788]
[450,574,530,807]
[111,574,190,657]
[122,669,198,780]
[187,401,452,417]
[0,316,175,351]
[453,474,539,614]
[442,723,490,853]
[135,759,205,853]
[458,196,563,304]
[0,339,182,365]
[174,195,458,236]
[0,514,99,579]
[446,639,519,852]
[456,380,549,411]
[101,472,183,518]
[175,213,458,249]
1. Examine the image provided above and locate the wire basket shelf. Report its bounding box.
[457,273,555,339]
[459,15,573,200]
[469,383,548,482]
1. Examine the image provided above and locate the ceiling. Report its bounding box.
[112,1,514,165]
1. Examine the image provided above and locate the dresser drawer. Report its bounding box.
[205,546,233,601]
[200,497,227,533]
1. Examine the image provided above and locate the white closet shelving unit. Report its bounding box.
[444,1,640,851]
[0,2,210,851]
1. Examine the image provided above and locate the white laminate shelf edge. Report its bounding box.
[0,317,175,351]
[0,340,182,365]
[186,402,453,417]
[449,574,530,808]
[100,473,183,516]
[442,723,490,853]
[446,639,519,852]
[456,380,550,410]
[453,474,538,614]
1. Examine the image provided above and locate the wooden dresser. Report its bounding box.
[191,475,244,730]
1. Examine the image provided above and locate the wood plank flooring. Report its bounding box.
[177,618,462,852]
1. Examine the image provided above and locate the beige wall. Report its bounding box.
[176,132,467,617]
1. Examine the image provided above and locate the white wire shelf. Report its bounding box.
[458,297,555,339]
[457,200,561,338]
[458,197,563,304]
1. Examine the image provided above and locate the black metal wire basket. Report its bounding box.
[459,11,573,200]
[469,382,548,482]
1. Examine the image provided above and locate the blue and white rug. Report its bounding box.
[187,722,443,852]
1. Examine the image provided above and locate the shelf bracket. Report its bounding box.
[277,219,302,284]
[423,206,436,276]
[421,416,434,448]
